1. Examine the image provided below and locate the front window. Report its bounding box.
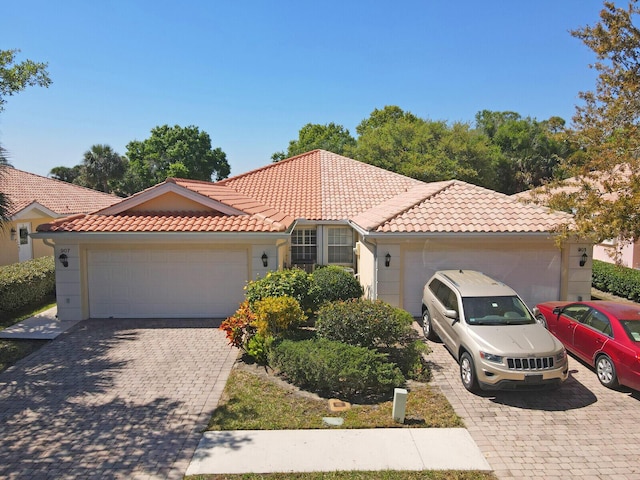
[462,296,535,325]
[327,227,353,264]
[291,228,317,268]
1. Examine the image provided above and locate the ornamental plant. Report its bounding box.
[220,300,257,351]
[309,265,363,307]
[315,298,413,349]
[245,269,314,312]
[252,295,306,338]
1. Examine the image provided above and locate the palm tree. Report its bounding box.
[82,144,126,193]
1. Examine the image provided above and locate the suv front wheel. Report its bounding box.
[460,351,479,392]
[422,307,438,341]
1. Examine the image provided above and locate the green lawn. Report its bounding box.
[208,367,464,430]
[0,295,55,372]
[197,365,496,480]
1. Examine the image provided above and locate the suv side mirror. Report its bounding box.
[444,309,458,320]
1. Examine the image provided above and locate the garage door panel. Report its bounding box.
[403,244,561,317]
[88,248,247,318]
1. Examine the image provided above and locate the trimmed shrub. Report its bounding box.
[315,299,414,349]
[245,269,314,312]
[310,265,363,307]
[269,338,405,398]
[253,296,306,337]
[592,259,640,301]
[0,256,55,312]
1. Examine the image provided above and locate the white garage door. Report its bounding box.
[88,248,248,318]
[402,241,562,317]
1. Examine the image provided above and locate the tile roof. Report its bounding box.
[37,211,288,233]
[35,150,573,235]
[218,150,422,220]
[370,181,573,233]
[0,166,120,217]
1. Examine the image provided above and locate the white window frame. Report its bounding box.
[326,226,354,266]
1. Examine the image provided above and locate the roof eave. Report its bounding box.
[30,231,291,243]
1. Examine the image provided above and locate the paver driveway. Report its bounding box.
[0,318,237,480]
[426,336,640,480]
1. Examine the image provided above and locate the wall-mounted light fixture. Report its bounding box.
[58,253,69,268]
[261,252,268,268]
[580,252,588,267]
[385,252,391,268]
[10,228,17,241]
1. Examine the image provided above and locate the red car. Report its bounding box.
[534,301,640,391]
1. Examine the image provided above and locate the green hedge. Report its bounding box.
[592,259,640,302]
[0,256,56,312]
[269,338,405,399]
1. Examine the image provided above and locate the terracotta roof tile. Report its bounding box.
[37,211,288,233]
[219,150,421,220]
[0,167,120,217]
[373,181,572,233]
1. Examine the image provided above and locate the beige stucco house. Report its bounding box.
[33,150,592,321]
[0,167,120,266]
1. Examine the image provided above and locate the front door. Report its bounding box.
[17,223,33,262]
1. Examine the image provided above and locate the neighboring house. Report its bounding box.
[515,166,640,269]
[33,150,592,321]
[0,167,120,266]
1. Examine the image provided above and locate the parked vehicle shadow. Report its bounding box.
[486,373,597,411]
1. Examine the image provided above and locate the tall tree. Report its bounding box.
[272,122,356,162]
[49,165,83,184]
[549,1,640,245]
[0,49,51,113]
[80,144,127,193]
[475,110,572,194]
[0,49,51,225]
[123,125,230,195]
[351,106,502,189]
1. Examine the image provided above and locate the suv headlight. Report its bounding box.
[555,349,567,363]
[479,351,503,364]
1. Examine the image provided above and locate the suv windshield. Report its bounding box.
[462,295,535,326]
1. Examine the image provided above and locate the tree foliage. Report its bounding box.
[123,124,230,194]
[0,49,51,113]
[0,145,10,224]
[0,49,51,224]
[548,1,640,246]
[475,110,572,194]
[272,122,356,162]
[49,165,83,184]
[350,106,502,189]
[80,144,127,193]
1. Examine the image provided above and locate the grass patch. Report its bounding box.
[187,471,496,479]
[0,295,55,372]
[208,368,463,430]
[0,294,56,330]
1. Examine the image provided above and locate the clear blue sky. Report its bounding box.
[1,1,604,178]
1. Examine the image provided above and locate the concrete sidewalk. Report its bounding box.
[0,306,80,340]
[186,428,492,475]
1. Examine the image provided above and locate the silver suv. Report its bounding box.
[422,270,568,392]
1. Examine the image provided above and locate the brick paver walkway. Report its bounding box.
[426,337,640,480]
[0,318,237,480]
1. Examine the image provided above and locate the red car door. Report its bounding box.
[554,304,591,349]
[573,309,612,364]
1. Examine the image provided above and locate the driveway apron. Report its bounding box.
[426,337,640,480]
[0,318,237,480]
